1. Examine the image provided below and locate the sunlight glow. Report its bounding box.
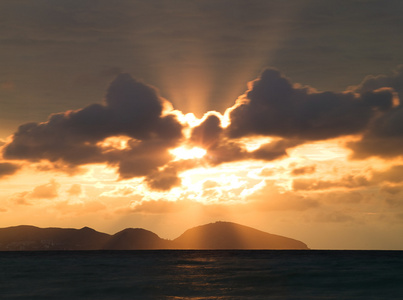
[240,137,274,152]
[170,146,207,161]
[97,136,131,151]
[289,140,350,161]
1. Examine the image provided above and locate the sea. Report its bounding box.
[0,250,402,299]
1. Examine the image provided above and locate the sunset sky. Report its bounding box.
[2,0,403,249]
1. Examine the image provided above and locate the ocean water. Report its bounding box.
[0,250,402,299]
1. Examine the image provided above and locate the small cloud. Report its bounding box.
[291,165,316,176]
[252,139,302,161]
[202,180,219,189]
[144,166,182,191]
[101,186,139,198]
[67,184,82,197]
[30,179,60,199]
[9,179,60,205]
[352,65,403,104]
[129,200,178,214]
[259,168,275,177]
[0,162,20,179]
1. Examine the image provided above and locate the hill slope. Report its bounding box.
[103,228,170,250]
[172,221,308,249]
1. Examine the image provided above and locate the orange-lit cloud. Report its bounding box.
[0,67,401,209]
[67,184,82,197]
[9,179,60,205]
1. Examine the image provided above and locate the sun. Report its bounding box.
[170,146,207,161]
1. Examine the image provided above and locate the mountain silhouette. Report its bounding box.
[171,222,308,249]
[0,225,110,250]
[103,228,170,250]
[0,222,308,250]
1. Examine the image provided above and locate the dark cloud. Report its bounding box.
[190,113,223,148]
[144,166,182,191]
[203,140,247,165]
[0,162,20,178]
[353,65,403,101]
[190,113,245,164]
[190,113,299,165]
[111,139,177,179]
[3,117,105,165]
[348,105,403,158]
[143,159,201,191]
[346,67,403,159]
[3,74,183,180]
[251,139,301,161]
[104,74,164,138]
[3,0,403,138]
[291,165,316,176]
[227,68,394,140]
[201,138,295,166]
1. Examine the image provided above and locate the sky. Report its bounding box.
[1,0,403,249]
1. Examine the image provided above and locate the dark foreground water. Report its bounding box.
[0,250,402,299]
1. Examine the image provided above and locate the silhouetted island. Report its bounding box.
[0,221,308,250]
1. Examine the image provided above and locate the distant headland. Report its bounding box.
[0,221,309,251]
